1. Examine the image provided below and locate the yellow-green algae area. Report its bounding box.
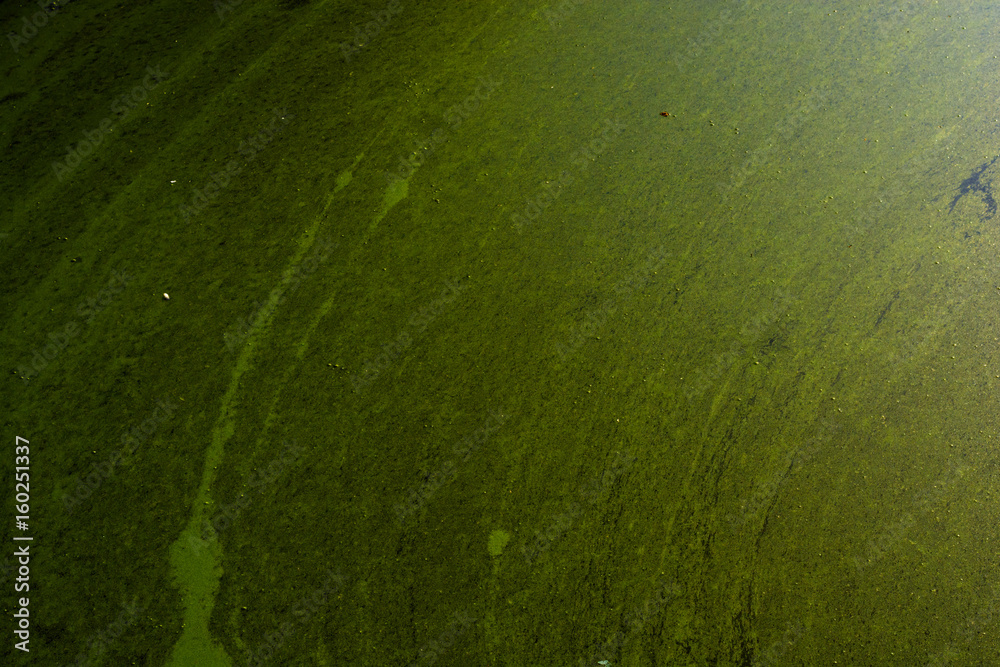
[4,0,1000,665]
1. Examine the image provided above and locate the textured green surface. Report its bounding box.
[4,0,1000,665]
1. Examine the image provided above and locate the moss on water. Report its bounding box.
[167,524,229,666]
[4,0,1000,665]
[487,529,511,557]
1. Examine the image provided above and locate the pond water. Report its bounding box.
[7,0,1000,665]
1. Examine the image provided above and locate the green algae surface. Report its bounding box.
[4,1,1000,665]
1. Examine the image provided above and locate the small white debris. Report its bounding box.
[163,293,170,301]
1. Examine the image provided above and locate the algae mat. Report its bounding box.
[4,1,1000,665]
